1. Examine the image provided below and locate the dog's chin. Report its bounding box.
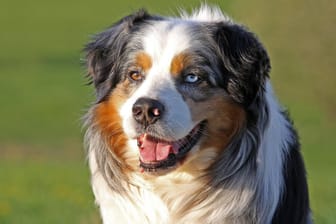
[135,121,206,175]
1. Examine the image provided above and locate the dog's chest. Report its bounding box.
[93,175,251,224]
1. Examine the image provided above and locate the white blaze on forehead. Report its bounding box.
[120,21,195,140]
[142,21,191,67]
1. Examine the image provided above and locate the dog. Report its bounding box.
[84,5,312,224]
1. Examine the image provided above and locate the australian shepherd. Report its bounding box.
[83,5,312,224]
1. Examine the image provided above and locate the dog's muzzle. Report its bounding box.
[131,97,206,173]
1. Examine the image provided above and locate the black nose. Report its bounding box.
[132,97,164,126]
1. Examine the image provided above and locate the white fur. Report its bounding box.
[88,133,169,224]
[255,81,291,223]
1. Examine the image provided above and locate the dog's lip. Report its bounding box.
[137,121,206,172]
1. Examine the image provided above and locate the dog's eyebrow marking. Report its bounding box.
[170,53,190,77]
[135,52,152,72]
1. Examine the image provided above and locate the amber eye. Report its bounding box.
[129,70,144,82]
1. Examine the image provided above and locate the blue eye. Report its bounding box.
[184,74,200,83]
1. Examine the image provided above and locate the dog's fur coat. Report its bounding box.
[84,5,312,224]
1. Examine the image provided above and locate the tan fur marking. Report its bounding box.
[201,99,245,150]
[170,53,190,76]
[94,83,137,171]
[135,52,152,72]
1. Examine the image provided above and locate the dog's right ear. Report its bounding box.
[85,10,158,102]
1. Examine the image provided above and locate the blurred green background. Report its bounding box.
[0,0,335,223]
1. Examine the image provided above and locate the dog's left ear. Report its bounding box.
[213,23,271,107]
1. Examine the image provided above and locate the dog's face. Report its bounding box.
[86,10,270,174]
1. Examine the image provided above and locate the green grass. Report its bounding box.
[0,154,99,224]
[0,0,335,223]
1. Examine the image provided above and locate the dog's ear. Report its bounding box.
[85,10,158,102]
[213,23,271,107]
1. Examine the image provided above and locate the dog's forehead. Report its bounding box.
[140,21,193,69]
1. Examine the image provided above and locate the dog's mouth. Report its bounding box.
[137,121,206,173]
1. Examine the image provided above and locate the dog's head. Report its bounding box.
[85,7,270,175]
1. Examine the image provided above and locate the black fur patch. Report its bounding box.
[213,23,270,108]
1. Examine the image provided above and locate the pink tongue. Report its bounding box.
[139,134,174,162]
